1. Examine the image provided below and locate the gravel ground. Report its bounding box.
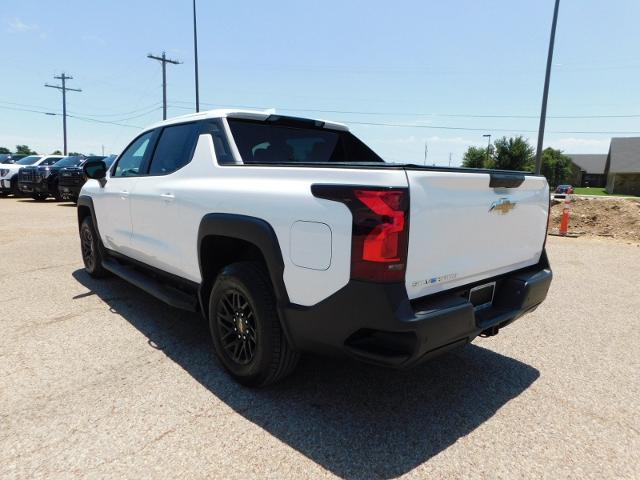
[1,197,639,479]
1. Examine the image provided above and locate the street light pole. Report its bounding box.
[483,134,492,165]
[535,0,561,174]
[193,0,200,112]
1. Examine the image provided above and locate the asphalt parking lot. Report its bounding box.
[1,197,639,479]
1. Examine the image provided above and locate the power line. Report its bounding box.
[0,100,161,123]
[5,97,640,123]
[344,120,640,135]
[3,101,639,136]
[168,103,640,135]
[0,105,143,129]
[147,52,182,120]
[45,73,82,155]
[170,99,640,119]
[68,102,162,118]
[67,114,144,129]
[0,105,57,116]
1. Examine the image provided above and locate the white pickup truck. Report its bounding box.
[77,109,552,386]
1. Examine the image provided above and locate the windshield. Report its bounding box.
[53,156,84,168]
[227,118,384,165]
[16,155,43,165]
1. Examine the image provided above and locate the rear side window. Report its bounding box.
[227,118,384,164]
[203,119,234,164]
[113,131,155,177]
[148,123,200,175]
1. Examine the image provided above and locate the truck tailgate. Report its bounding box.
[404,170,549,299]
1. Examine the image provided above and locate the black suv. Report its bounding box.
[58,155,113,202]
[19,155,84,200]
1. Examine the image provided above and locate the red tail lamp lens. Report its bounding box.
[311,185,409,283]
[353,190,405,262]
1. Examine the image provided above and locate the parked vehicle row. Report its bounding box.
[0,154,116,201]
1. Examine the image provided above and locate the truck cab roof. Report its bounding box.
[146,109,349,133]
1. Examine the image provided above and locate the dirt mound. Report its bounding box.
[550,197,640,241]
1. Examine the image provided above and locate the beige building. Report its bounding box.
[604,137,640,195]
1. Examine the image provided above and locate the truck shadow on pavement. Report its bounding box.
[73,269,539,480]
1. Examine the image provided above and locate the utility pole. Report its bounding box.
[424,142,428,165]
[483,134,492,165]
[535,0,561,174]
[147,52,182,120]
[449,152,452,167]
[193,0,200,112]
[45,73,81,155]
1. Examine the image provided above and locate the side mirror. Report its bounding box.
[83,160,107,180]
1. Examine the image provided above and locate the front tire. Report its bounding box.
[80,216,108,278]
[209,261,299,387]
[53,181,63,201]
[10,177,21,196]
[32,193,48,201]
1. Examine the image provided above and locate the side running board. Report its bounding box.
[102,258,198,312]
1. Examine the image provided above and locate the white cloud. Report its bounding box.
[6,18,39,33]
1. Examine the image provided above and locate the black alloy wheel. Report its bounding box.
[215,289,258,365]
[80,216,107,278]
[81,224,95,271]
[208,261,299,386]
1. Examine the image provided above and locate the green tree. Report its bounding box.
[68,151,83,156]
[462,146,490,168]
[51,150,62,155]
[0,147,10,154]
[540,147,574,187]
[15,145,36,155]
[493,136,534,171]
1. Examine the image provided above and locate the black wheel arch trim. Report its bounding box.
[77,195,102,241]
[197,213,294,346]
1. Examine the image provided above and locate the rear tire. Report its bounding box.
[32,193,48,201]
[80,216,108,278]
[208,261,299,387]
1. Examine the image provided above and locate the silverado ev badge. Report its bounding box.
[489,197,517,215]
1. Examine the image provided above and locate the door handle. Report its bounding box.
[119,190,129,199]
[160,192,175,202]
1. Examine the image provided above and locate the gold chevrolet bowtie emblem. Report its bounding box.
[489,198,516,214]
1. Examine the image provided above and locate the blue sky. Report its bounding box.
[1,0,639,165]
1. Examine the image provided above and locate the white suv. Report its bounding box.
[77,109,552,386]
[0,155,63,196]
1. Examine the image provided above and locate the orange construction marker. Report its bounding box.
[559,204,570,235]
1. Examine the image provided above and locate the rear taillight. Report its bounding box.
[311,185,409,282]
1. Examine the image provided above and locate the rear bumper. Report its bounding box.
[282,252,552,367]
